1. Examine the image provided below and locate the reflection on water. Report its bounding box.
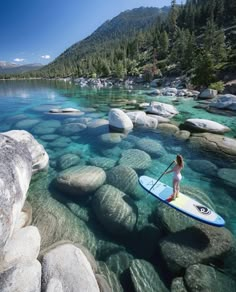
[0,80,236,287]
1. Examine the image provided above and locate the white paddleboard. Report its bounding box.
[139,175,225,227]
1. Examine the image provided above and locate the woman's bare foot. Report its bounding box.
[166,195,175,202]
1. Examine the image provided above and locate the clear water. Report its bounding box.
[1,80,236,287]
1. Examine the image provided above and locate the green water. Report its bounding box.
[0,79,236,288]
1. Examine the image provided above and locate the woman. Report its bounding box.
[165,154,184,202]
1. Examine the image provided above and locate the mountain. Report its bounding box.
[0,62,43,74]
[9,1,236,87]
[39,6,169,76]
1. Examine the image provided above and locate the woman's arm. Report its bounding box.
[165,163,177,174]
[165,168,174,174]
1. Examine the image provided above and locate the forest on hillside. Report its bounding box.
[3,0,236,88]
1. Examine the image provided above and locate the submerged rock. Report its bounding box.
[97,261,124,292]
[56,122,87,136]
[55,165,106,196]
[92,184,137,235]
[157,123,179,135]
[171,277,188,292]
[189,159,218,177]
[89,156,117,170]
[106,251,134,277]
[136,138,165,157]
[160,225,233,274]
[31,120,61,135]
[106,165,138,195]
[87,119,109,135]
[217,168,236,188]
[99,132,125,144]
[118,149,151,171]
[184,264,236,292]
[14,118,40,130]
[129,259,168,292]
[189,133,236,162]
[56,153,80,170]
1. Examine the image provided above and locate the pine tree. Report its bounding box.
[169,0,179,42]
[159,31,169,59]
[192,51,216,87]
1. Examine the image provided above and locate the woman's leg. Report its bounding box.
[173,179,178,199]
[176,181,180,197]
[166,179,178,202]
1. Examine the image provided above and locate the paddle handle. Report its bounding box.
[149,160,175,193]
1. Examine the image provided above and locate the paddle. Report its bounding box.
[148,160,175,193]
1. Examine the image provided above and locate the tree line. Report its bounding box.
[2,0,236,88]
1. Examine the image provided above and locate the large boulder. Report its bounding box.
[87,119,109,135]
[157,123,179,135]
[3,130,49,173]
[31,120,61,135]
[106,251,134,277]
[56,153,80,170]
[55,165,106,196]
[126,111,158,129]
[146,101,179,118]
[184,264,236,292]
[198,89,218,99]
[41,243,100,292]
[89,156,116,170]
[160,225,233,274]
[92,184,137,235]
[135,138,165,157]
[0,260,41,292]
[118,149,151,171]
[97,261,124,292]
[188,159,218,177]
[217,168,236,188]
[147,114,170,123]
[129,259,168,292]
[181,118,230,134]
[99,133,125,145]
[189,133,236,162]
[108,109,133,131]
[0,134,32,250]
[106,165,138,195]
[13,201,32,232]
[0,226,41,271]
[209,94,236,111]
[56,122,87,136]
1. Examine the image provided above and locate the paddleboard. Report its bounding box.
[139,175,225,227]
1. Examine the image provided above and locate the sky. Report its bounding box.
[0,0,184,65]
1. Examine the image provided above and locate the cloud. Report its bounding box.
[14,58,25,62]
[41,55,51,59]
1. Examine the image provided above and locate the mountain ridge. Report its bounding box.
[0,62,43,74]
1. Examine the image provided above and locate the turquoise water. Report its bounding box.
[1,80,236,288]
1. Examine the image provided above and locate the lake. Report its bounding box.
[1,79,235,289]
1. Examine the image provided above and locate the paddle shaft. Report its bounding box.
[149,161,175,193]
